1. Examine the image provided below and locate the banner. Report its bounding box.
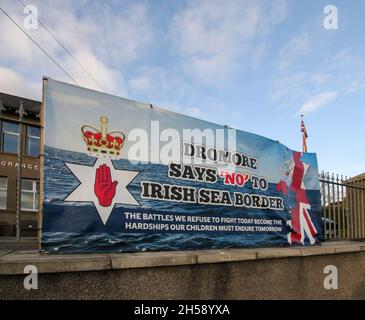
[41,79,323,253]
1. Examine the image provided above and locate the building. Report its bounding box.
[345,172,365,239]
[348,172,365,184]
[0,92,41,238]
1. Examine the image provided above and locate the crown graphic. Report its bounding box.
[81,116,126,159]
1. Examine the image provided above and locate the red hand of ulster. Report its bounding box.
[94,164,118,207]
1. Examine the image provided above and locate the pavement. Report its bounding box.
[1,240,365,275]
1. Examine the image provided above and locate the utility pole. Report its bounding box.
[16,101,27,240]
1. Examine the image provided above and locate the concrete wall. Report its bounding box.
[1,242,365,299]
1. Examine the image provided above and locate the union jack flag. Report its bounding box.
[301,118,308,138]
[301,116,308,153]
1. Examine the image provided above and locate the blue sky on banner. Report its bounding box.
[1,0,365,176]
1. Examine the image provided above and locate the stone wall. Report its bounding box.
[1,241,365,299]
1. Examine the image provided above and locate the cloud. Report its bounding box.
[170,0,287,85]
[277,33,311,69]
[298,91,338,115]
[0,0,154,99]
[63,50,127,96]
[310,73,330,85]
[325,48,365,94]
[84,2,154,67]
[269,22,365,114]
[128,66,168,96]
[186,107,207,119]
[0,67,40,100]
[269,73,307,103]
[126,65,199,111]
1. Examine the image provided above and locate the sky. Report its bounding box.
[1,0,365,177]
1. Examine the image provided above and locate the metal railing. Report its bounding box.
[320,171,365,240]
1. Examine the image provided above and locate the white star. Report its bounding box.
[64,158,140,225]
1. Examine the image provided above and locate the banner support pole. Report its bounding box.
[38,77,47,252]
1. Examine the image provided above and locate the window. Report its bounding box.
[21,180,38,212]
[1,121,19,154]
[0,177,7,210]
[26,126,40,157]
